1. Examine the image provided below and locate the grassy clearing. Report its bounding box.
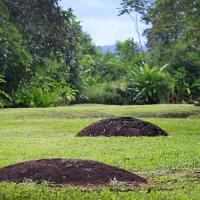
[0,104,200,199]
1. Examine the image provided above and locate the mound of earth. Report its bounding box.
[0,159,147,185]
[77,117,168,137]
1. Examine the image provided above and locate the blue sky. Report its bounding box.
[60,0,147,46]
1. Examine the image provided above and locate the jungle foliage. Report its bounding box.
[120,0,200,103]
[0,0,200,107]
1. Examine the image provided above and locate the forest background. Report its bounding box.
[0,0,200,108]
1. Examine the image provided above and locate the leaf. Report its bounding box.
[160,63,169,71]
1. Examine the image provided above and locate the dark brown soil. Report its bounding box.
[0,159,147,186]
[77,117,168,137]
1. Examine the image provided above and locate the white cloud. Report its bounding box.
[60,0,147,45]
[86,0,104,7]
[80,17,146,46]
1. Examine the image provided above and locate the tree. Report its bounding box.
[0,1,32,92]
[4,0,82,89]
[120,0,200,100]
[116,39,143,64]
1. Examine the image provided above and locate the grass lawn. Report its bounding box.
[0,104,200,199]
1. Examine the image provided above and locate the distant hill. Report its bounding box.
[99,45,117,54]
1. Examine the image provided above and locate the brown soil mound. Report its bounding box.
[0,159,147,185]
[77,117,168,137]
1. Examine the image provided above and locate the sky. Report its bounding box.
[60,0,147,46]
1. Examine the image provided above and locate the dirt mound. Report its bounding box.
[0,159,147,186]
[77,117,168,137]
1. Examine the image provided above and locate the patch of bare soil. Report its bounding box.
[0,159,148,186]
[77,117,168,137]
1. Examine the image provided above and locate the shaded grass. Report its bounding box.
[0,104,200,199]
[0,104,200,119]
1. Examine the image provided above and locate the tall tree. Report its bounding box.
[120,0,200,83]
[0,1,32,92]
[4,0,82,88]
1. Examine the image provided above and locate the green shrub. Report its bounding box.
[13,81,77,108]
[13,86,59,108]
[32,88,59,107]
[55,85,77,105]
[172,68,200,102]
[13,85,34,107]
[83,82,129,105]
[128,64,174,104]
[190,79,200,100]
[173,67,191,102]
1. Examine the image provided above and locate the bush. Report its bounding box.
[13,81,77,108]
[56,85,77,105]
[32,88,59,107]
[128,64,174,104]
[173,67,191,102]
[172,68,200,102]
[13,86,59,108]
[190,79,200,100]
[83,82,129,105]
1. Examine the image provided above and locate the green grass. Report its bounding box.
[0,104,200,119]
[0,104,200,199]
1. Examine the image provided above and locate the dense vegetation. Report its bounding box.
[120,0,200,102]
[0,0,81,107]
[0,0,200,107]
